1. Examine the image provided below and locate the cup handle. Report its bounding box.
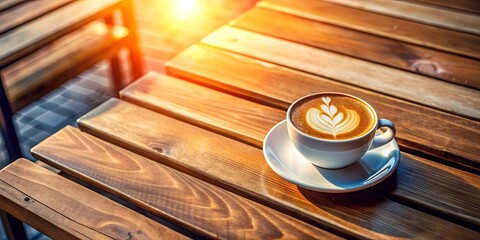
[370,119,396,149]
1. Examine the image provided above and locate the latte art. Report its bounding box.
[291,94,375,140]
[306,97,360,138]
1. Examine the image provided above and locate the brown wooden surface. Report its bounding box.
[3,22,128,109]
[121,72,284,148]
[0,0,73,34]
[0,0,121,67]
[320,0,480,34]
[0,159,183,240]
[201,26,480,120]
[0,0,23,12]
[166,45,480,171]
[73,98,479,239]
[8,0,479,238]
[258,0,480,59]
[232,8,480,89]
[32,126,339,240]
[121,72,480,228]
[405,0,480,14]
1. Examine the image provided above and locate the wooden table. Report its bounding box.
[2,0,480,239]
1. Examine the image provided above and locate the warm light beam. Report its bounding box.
[170,0,198,21]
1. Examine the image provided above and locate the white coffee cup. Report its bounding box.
[286,93,396,169]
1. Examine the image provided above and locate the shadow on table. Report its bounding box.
[296,173,412,238]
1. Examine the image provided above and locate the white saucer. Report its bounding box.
[263,120,400,193]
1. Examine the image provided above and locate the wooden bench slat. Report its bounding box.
[121,72,480,228]
[121,73,285,148]
[69,98,479,239]
[0,0,24,12]
[32,126,339,240]
[201,26,480,120]
[258,0,480,59]
[0,0,121,67]
[165,44,480,170]
[232,8,480,89]
[0,158,183,240]
[3,21,128,110]
[320,0,480,35]
[404,0,480,15]
[0,0,73,35]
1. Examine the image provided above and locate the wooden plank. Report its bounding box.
[35,160,61,174]
[404,0,480,15]
[258,0,480,59]
[320,0,480,35]
[121,72,480,228]
[232,8,480,89]
[0,0,73,34]
[32,126,340,240]
[3,22,128,110]
[0,0,121,67]
[121,72,284,148]
[0,0,24,12]
[201,26,480,120]
[73,98,480,239]
[165,45,480,170]
[0,158,183,240]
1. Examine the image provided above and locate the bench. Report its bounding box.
[30,124,330,239]
[0,0,144,161]
[0,0,143,238]
[3,21,128,111]
[0,158,184,239]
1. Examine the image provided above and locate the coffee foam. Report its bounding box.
[291,94,375,140]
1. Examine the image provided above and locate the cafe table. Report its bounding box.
[1,0,479,239]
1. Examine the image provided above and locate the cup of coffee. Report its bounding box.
[286,92,396,169]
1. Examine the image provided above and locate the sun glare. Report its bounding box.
[170,0,198,21]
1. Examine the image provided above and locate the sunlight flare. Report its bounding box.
[170,0,198,21]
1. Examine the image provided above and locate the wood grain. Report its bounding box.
[387,152,480,227]
[404,0,480,14]
[0,0,23,12]
[258,0,480,59]
[0,0,121,67]
[74,98,480,239]
[121,72,284,148]
[201,26,480,120]
[0,158,183,240]
[321,0,480,35]
[232,8,480,89]
[0,0,73,34]
[165,44,480,169]
[121,72,480,228]
[32,126,339,240]
[3,22,128,110]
